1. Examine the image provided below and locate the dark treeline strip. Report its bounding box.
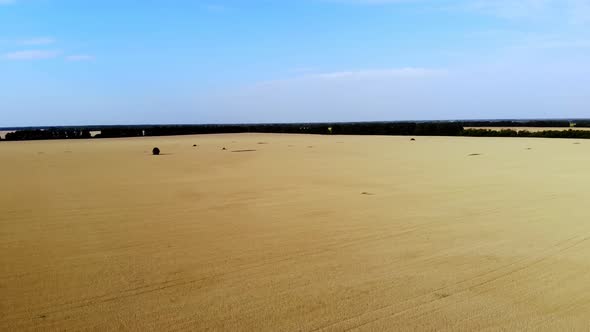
[458,120,590,128]
[462,128,590,139]
[93,122,465,137]
[99,128,144,138]
[329,122,465,136]
[2,121,590,141]
[4,129,91,141]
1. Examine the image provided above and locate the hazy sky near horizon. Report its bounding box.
[1,0,589,126]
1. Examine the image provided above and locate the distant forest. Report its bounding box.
[2,120,590,141]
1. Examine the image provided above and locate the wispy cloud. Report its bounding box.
[20,37,56,45]
[465,0,590,22]
[328,0,590,22]
[251,67,447,90]
[0,0,16,5]
[325,0,414,4]
[522,38,590,50]
[289,67,318,74]
[311,67,448,79]
[3,50,61,60]
[65,54,95,61]
[460,0,556,19]
[204,4,227,12]
[569,0,590,24]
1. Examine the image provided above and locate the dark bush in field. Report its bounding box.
[152,147,160,155]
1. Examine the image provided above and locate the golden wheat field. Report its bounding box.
[2,134,590,331]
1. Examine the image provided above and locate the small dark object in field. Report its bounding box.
[307,146,314,148]
[222,147,226,150]
[232,149,257,153]
[468,153,482,157]
[411,138,416,141]
[152,147,160,155]
[361,192,375,196]
[526,148,532,150]
[257,142,268,145]
[574,142,581,145]
[193,144,197,147]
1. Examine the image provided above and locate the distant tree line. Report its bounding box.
[462,128,590,139]
[4,129,91,141]
[98,128,145,138]
[91,122,465,137]
[327,122,465,136]
[458,120,590,128]
[2,120,590,141]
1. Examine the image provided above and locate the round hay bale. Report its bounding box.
[152,147,160,155]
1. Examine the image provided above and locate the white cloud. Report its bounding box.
[20,37,56,45]
[3,50,60,60]
[65,54,95,61]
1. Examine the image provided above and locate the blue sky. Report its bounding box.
[1,0,589,126]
